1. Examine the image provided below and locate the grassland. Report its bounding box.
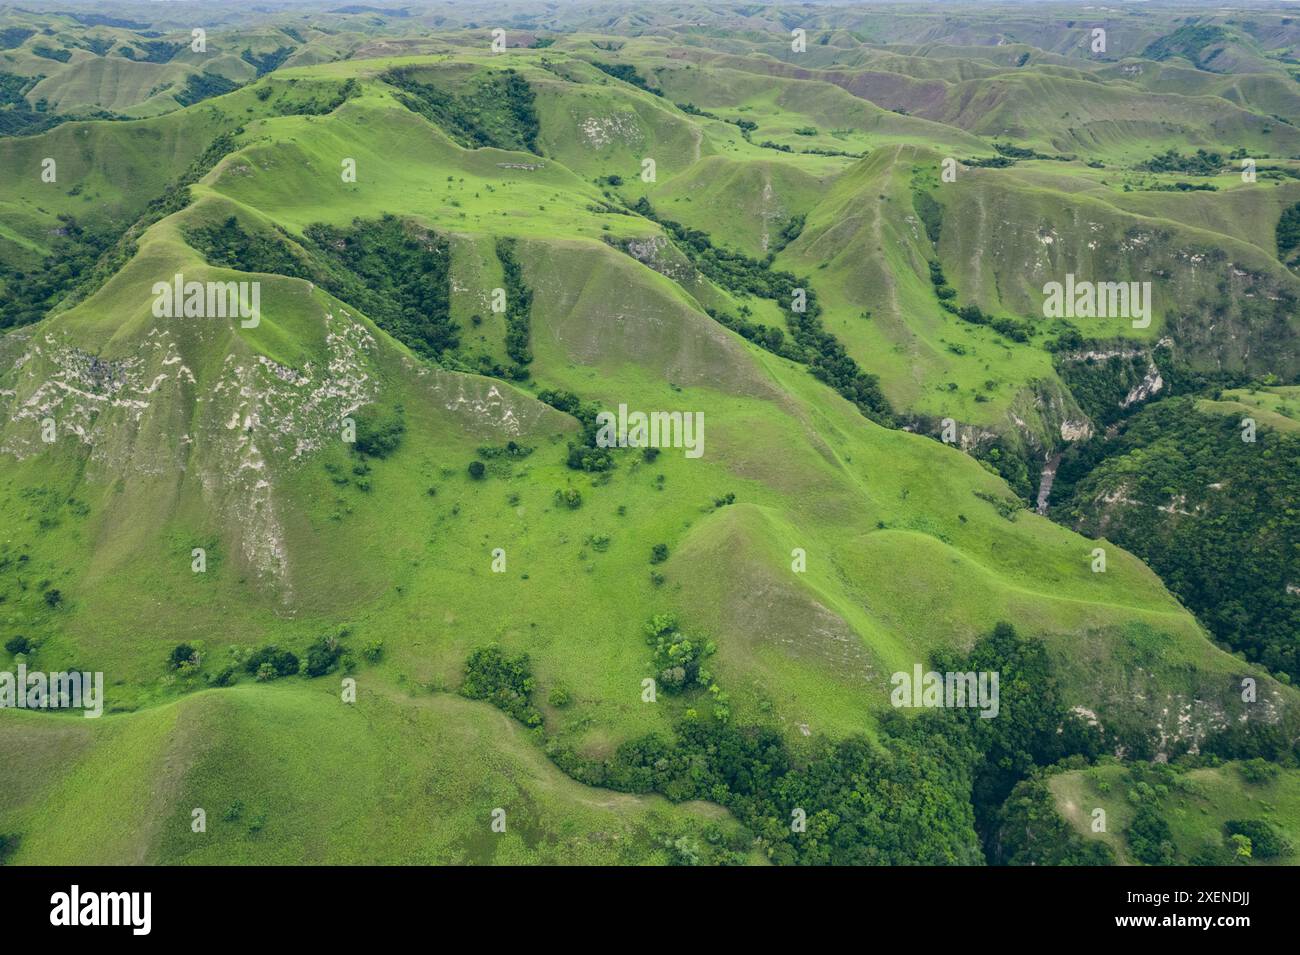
[0,4,1297,866]
[1050,762,1300,866]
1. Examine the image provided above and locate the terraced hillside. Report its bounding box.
[0,2,1297,867]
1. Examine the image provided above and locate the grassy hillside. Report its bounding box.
[0,683,753,864]
[0,4,1297,866]
[1049,761,1300,866]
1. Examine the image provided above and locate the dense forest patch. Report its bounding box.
[382,67,540,155]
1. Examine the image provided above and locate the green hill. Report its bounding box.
[1,4,1298,867]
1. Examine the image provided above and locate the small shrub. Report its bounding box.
[246,645,299,678]
[4,635,31,655]
[1224,819,1292,859]
[1237,758,1279,785]
[461,645,541,727]
[168,643,199,669]
[304,636,343,677]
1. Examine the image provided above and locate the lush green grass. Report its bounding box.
[0,683,754,864]
[1050,762,1300,866]
[1199,385,1300,434]
[1,14,1298,865]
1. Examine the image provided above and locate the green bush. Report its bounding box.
[168,643,198,669]
[4,635,31,655]
[303,637,343,678]
[245,646,299,679]
[461,646,541,727]
[1224,819,1292,859]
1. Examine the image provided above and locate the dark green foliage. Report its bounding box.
[591,61,661,96]
[537,389,616,472]
[0,215,117,330]
[974,440,1033,500]
[933,623,1103,852]
[954,303,1031,343]
[80,37,115,57]
[996,778,1115,865]
[1054,350,1153,428]
[4,635,31,655]
[0,833,19,864]
[303,637,344,678]
[1224,819,1292,859]
[241,46,295,77]
[174,71,240,107]
[643,613,712,691]
[467,461,486,480]
[649,543,669,564]
[119,41,182,64]
[168,643,198,669]
[189,213,458,359]
[594,712,982,865]
[303,216,458,358]
[913,190,943,245]
[992,142,1073,162]
[31,45,71,63]
[244,646,300,678]
[703,306,799,360]
[629,200,892,425]
[382,67,540,155]
[1200,719,1297,763]
[185,216,309,278]
[499,71,540,153]
[1139,148,1223,176]
[461,646,541,727]
[962,155,1015,168]
[1237,757,1279,785]
[1147,181,1217,192]
[0,71,33,109]
[1052,398,1300,682]
[268,78,359,116]
[353,407,406,459]
[764,720,983,865]
[770,213,805,254]
[494,237,533,370]
[1142,25,1232,69]
[675,101,716,119]
[992,142,1039,160]
[1277,201,1300,261]
[927,260,1029,343]
[1127,803,1176,865]
[476,441,533,461]
[0,28,35,50]
[524,619,1098,864]
[565,443,614,472]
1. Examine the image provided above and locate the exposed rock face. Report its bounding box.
[0,307,382,599]
[1120,363,1163,408]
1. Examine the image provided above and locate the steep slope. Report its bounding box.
[0,27,1297,866]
